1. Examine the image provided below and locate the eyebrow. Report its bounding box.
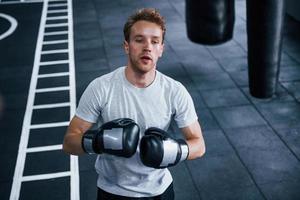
[133,35,161,39]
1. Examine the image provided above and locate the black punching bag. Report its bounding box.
[186,0,235,45]
[246,0,285,98]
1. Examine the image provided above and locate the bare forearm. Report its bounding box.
[63,133,85,155]
[63,116,93,155]
[186,138,205,160]
[180,121,206,160]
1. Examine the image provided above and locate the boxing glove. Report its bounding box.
[82,118,140,158]
[140,127,189,169]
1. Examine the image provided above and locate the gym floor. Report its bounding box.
[0,0,300,199]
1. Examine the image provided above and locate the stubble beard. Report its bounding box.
[129,57,155,75]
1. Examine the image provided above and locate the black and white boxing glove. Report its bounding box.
[140,127,189,168]
[82,118,140,158]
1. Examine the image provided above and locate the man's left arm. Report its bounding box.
[181,120,205,160]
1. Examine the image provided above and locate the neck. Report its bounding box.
[125,66,156,88]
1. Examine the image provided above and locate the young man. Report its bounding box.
[63,8,205,200]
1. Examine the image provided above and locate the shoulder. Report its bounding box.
[91,67,124,88]
[157,71,186,93]
[157,71,181,88]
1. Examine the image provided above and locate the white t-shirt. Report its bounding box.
[76,66,198,197]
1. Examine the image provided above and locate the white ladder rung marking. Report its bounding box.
[37,72,69,78]
[30,121,70,129]
[33,102,70,109]
[40,60,69,66]
[48,3,68,7]
[44,31,68,36]
[47,16,68,20]
[41,49,69,54]
[22,171,71,182]
[45,23,68,28]
[47,9,67,14]
[43,39,68,45]
[35,86,70,93]
[27,144,63,153]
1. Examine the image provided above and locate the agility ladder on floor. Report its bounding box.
[9,0,79,199]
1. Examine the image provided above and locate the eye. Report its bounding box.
[152,40,159,44]
[135,38,143,43]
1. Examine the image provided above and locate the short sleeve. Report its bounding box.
[173,83,198,128]
[75,79,102,123]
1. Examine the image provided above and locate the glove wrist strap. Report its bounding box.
[82,132,95,154]
[178,139,189,162]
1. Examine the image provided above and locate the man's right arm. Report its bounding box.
[63,116,93,155]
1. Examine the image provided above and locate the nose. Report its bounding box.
[143,40,152,52]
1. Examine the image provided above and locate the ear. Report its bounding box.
[158,43,164,58]
[124,40,129,54]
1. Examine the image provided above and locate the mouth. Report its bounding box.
[140,55,152,61]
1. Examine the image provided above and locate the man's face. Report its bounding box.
[124,20,164,74]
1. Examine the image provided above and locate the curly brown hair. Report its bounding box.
[123,8,166,43]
